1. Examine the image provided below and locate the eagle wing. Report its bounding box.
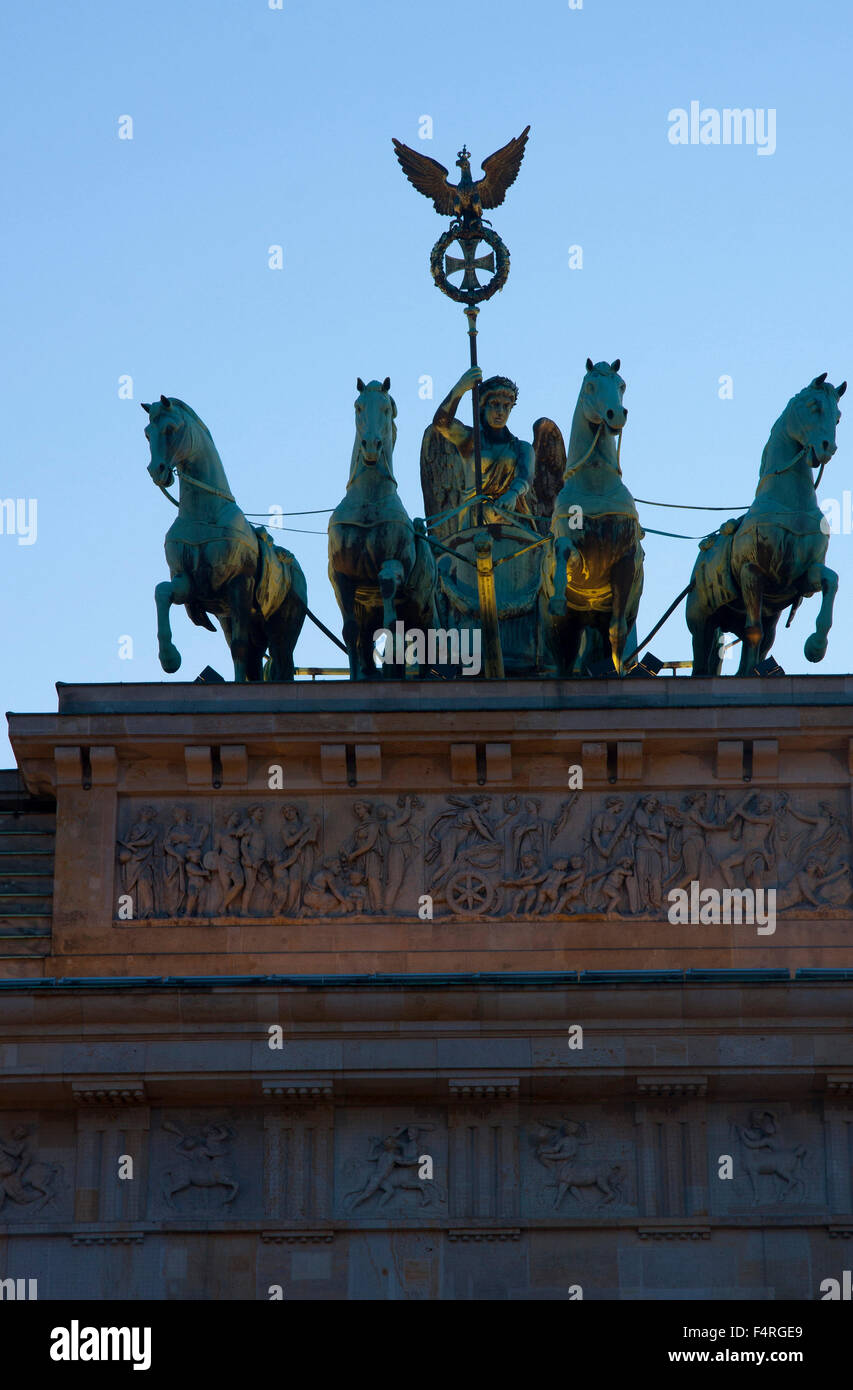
[392,139,456,215]
[476,125,531,209]
[532,416,567,519]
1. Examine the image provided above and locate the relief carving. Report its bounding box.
[0,1125,61,1215]
[162,807,207,916]
[161,1120,239,1209]
[732,1109,808,1204]
[345,1124,446,1210]
[114,787,851,922]
[117,806,159,919]
[531,1118,626,1210]
[270,804,320,915]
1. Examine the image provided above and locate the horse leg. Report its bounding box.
[348,1182,376,1209]
[362,613,383,678]
[608,550,636,674]
[686,590,722,677]
[225,574,254,682]
[265,589,306,682]
[246,639,265,683]
[162,1173,184,1208]
[551,615,584,678]
[332,573,362,680]
[697,623,725,676]
[804,563,838,663]
[155,574,191,673]
[745,1161,759,1203]
[737,562,764,674]
[378,559,404,634]
[758,610,781,662]
[548,538,584,618]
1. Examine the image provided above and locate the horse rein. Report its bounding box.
[562,420,624,479]
[156,459,236,511]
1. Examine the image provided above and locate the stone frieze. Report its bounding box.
[114,789,852,922]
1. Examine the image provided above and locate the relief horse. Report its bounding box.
[687,373,846,675]
[328,378,437,679]
[733,1117,807,1204]
[144,396,307,681]
[161,1121,238,1209]
[538,359,644,675]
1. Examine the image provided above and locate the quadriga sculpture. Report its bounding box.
[537,359,644,675]
[143,396,307,681]
[328,378,437,679]
[687,372,846,675]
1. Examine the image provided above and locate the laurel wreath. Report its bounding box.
[429,224,511,305]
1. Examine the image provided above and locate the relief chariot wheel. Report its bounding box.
[446,866,498,917]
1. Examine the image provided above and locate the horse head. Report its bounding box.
[141,395,211,490]
[349,377,397,484]
[785,372,847,467]
[581,358,628,435]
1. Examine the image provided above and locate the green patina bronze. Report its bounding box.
[143,396,307,682]
[687,373,846,675]
[431,367,534,523]
[136,132,847,686]
[538,360,645,676]
[328,378,437,680]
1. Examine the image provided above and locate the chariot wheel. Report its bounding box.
[446,867,497,917]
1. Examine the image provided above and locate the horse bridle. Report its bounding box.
[156,457,236,510]
[354,438,395,482]
[763,442,826,486]
[562,420,624,479]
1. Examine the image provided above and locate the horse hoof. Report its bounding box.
[159,644,181,674]
[804,634,827,663]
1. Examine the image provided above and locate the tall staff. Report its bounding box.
[392,126,530,669]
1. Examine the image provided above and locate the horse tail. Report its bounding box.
[187,603,217,632]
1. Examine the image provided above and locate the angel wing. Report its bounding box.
[477,126,531,209]
[391,140,456,215]
[420,424,467,537]
[532,417,567,519]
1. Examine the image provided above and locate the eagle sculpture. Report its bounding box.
[392,126,530,227]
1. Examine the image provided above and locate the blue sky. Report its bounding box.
[2,0,852,763]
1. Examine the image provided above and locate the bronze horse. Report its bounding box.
[687,373,846,675]
[538,360,644,675]
[328,378,437,679]
[144,396,306,681]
